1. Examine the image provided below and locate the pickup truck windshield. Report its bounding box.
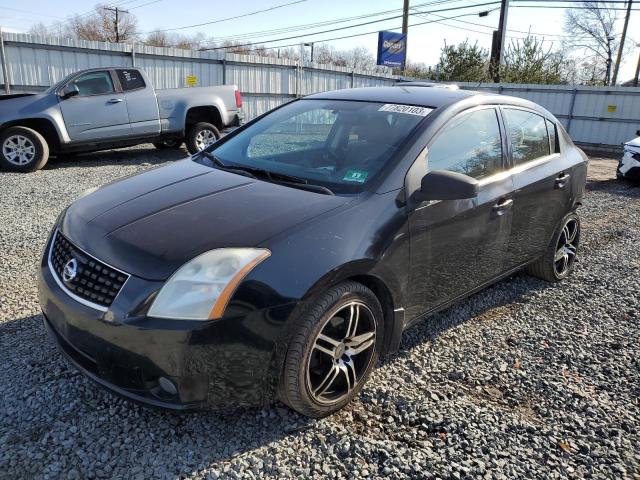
[200,99,432,193]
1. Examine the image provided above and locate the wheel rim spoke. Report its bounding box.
[345,304,359,338]
[313,365,340,397]
[554,248,565,262]
[346,331,375,355]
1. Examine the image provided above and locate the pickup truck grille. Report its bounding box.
[49,231,129,309]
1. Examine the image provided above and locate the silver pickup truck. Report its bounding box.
[0,67,242,171]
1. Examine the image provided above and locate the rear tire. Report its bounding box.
[0,126,49,172]
[526,212,580,282]
[185,122,220,154]
[279,281,384,418]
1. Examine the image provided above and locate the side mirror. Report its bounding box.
[60,84,80,99]
[415,169,478,201]
[636,129,640,137]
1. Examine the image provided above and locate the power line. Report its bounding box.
[198,0,460,44]
[141,0,310,34]
[201,8,500,52]
[199,1,501,51]
[199,0,470,44]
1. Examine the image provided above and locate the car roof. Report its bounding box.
[305,85,479,108]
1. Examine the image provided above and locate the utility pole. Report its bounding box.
[402,0,409,72]
[304,42,314,62]
[490,0,509,82]
[104,6,129,43]
[634,49,640,87]
[612,0,632,85]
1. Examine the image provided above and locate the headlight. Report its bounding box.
[148,248,270,320]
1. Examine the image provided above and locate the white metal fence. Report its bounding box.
[1,30,639,151]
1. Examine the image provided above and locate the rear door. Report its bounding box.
[501,108,574,267]
[115,69,161,136]
[58,70,131,141]
[406,106,514,320]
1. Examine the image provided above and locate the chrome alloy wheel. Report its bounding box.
[306,301,377,405]
[554,218,579,276]
[194,129,217,151]
[2,135,36,166]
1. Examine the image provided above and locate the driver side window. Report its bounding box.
[427,108,503,180]
[70,71,115,97]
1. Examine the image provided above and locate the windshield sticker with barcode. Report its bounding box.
[378,104,434,116]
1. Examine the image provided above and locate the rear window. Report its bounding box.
[116,69,146,91]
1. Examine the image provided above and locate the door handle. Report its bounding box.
[492,198,513,216]
[108,98,124,103]
[555,173,570,189]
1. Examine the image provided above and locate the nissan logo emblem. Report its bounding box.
[62,258,78,283]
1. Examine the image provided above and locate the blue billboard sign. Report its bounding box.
[376,31,407,68]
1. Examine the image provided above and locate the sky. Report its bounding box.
[0,0,638,81]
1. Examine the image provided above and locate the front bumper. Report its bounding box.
[38,236,295,410]
[618,149,640,180]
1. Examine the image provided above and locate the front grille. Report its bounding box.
[50,231,129,308]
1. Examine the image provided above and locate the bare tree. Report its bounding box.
[563,1,621,85]
[67,3,138,43]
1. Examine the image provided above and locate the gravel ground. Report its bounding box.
[0,148,638,479]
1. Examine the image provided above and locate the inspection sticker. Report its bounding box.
[378,104,434,116]
[343,170,369,183]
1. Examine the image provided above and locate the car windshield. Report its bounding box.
[197,99,432,194]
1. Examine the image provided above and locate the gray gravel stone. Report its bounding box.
[1,149,639,478]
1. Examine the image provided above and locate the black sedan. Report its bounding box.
[39,85,588,417]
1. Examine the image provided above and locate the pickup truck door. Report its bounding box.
[58,70,131,141]
[115,69,161,136]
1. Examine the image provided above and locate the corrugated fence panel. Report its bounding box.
[1,31,638,147]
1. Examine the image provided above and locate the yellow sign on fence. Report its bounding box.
[607,105,617,113]
[186,75,198,87]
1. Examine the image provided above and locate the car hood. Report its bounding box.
[624,137,640,149]
[61,159,351,280]
[0,93,57,122]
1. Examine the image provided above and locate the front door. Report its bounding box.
[406,107,514,320]
[59,70,131,142]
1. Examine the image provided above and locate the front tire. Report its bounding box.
[526,212,580,282]
[185,122,220,154]
[279,282,384,418]
[0,126,49,172]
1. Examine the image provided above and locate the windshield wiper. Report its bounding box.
[197,152,334,195]
[197,151,257,179]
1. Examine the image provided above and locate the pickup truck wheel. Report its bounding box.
[0,126,49,172]
[153,139,183,150]
[186,122,220,154]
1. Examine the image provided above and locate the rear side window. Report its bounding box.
[546,119,559,153]
[503,109,550,165]
[116,69,146,91]
[427,108,503,179]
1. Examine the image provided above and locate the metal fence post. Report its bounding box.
[222,59,227,85]
[566,89,578,135]
[351,70,355,88]
[131,42,136,67]
[0,27,10,94]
